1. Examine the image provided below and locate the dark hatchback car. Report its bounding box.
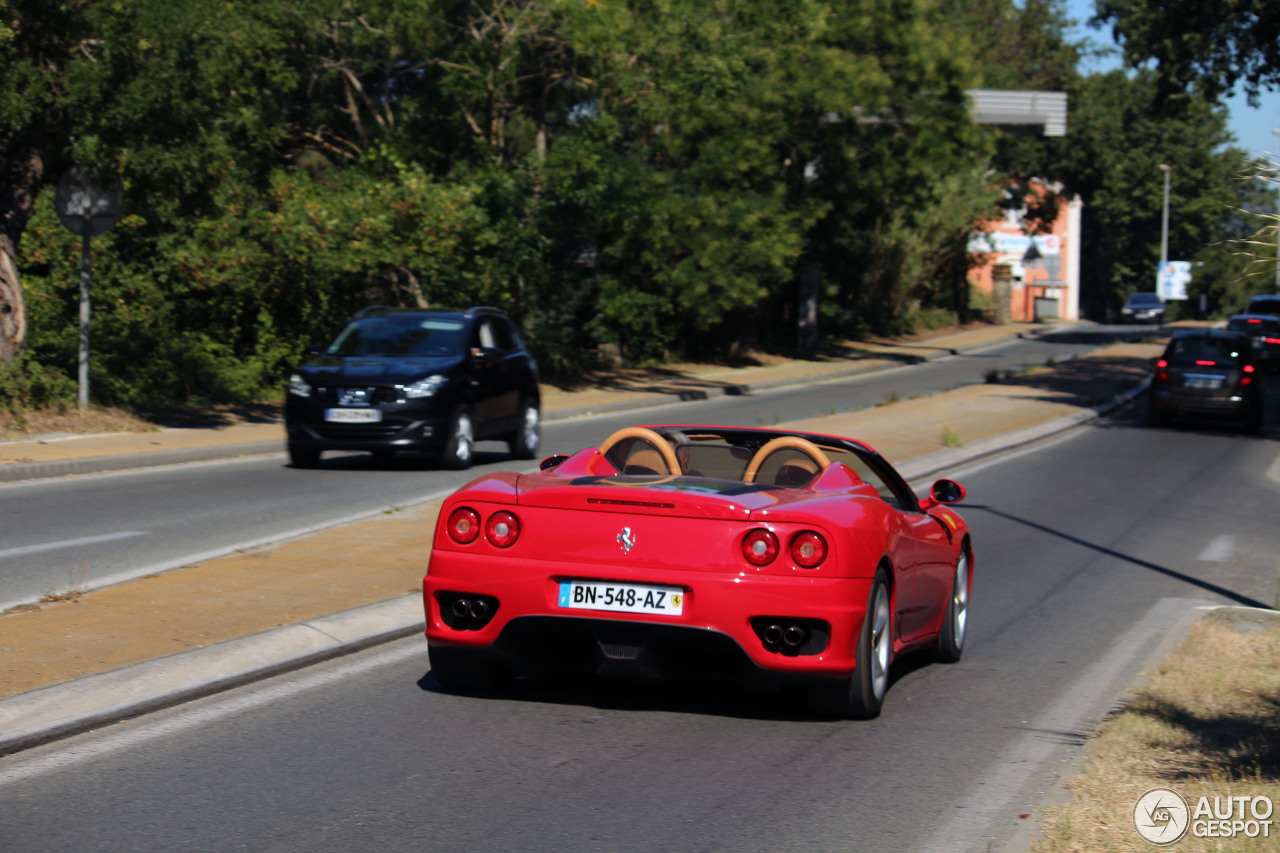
[1120,292,1165,324]
[1149,329,1263,432]
[1225,314,1280,372]
[285,306,540,468]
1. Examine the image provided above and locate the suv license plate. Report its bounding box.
[1185,377,1223,390]
[325,408,382,423]
[558,581,684,616]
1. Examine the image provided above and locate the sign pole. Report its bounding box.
[55,166,123,411]
[78,226,91,409]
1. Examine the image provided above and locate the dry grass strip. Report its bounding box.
[1031,609,1280,852]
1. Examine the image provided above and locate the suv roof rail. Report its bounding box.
[353,305,399,318]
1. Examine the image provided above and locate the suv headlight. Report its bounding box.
[403,375,447,399]
[288,373,311,398]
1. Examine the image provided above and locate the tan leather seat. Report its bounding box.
[742,436,831,487]
[598,427,682,475]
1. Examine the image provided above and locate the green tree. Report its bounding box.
[1094,0,1280,104]
[1051,70,1258,317]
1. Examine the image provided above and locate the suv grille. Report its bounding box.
[317,386,403,405]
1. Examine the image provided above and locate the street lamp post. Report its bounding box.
[1273,129,1279,293]
[1158,164,1171,273]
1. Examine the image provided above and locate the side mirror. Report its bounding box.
[470,346,502,365]
[539,454,569,471]
[919,478,965,510]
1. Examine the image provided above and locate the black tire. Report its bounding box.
[428,645,506,692]
[1147,401,1169,429]
[439,405,474,469]
[507,396,541,459]
[288,442,321,468]
[808,569,892,719]
[371,449,396,462]
[934,549,970,663]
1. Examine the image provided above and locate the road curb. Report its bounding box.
[899,375,1152,482]
[0,596,424,757]
[0,440,284,483]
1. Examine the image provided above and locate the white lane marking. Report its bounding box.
[0,638,426,786]
[0,531,149,560]
[1269,451,1280,484]
[0,483,463,614]
[1197,534,1235,562]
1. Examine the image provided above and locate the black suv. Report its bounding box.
[285,306,540,468]
[1245,294,1280,317]
[1149,329,1263,432]
[1225,314,1280,372]
[1119,292,1165,324]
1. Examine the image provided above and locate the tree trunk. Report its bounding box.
[0,234,25,361]
[0,135,48,361]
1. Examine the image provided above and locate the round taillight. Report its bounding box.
[1243,363,1255,374]
[486,511,521,548]
[742,529,779,566]
[1156,359,1168,369]
[791,531,828,568]
[447,508,481,544]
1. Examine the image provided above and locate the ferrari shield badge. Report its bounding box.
[617,526,637,554]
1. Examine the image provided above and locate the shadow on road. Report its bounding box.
[966,505,1273,610]
[414,669,836,722]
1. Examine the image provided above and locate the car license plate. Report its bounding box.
[325,408,382,423]
[1185,376,1222,390]
[558,581,684,616]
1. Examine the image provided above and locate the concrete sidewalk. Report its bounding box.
[0,323,1163,756]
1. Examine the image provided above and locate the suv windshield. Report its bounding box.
[1246,296,1280,316]
[327,316,465,357]
[1126,293,1162,306]
[1166,336,1247,365]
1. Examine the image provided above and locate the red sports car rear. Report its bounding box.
[423,426,972,718]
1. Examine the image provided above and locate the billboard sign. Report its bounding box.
[1157,261,1191,301]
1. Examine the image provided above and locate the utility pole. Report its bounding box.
[1158,164,1171,271]
[1273,129,1279,292]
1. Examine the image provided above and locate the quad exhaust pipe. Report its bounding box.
[761,622,808,648]
[442,593,497,630]
[451,598,490,620]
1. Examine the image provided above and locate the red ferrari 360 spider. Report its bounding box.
[422,425,972,718]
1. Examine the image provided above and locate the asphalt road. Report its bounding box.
[0,327,1132,608]
[2,385,1277,852]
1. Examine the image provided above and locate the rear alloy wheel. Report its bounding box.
[288,442,321,469]
[933,549,969,663]
[507,398,541,459]
[439,406,474,469]
[429,645,506,692]
[808,569,892,719]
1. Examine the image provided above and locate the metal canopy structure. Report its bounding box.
[967,89,1067,137]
